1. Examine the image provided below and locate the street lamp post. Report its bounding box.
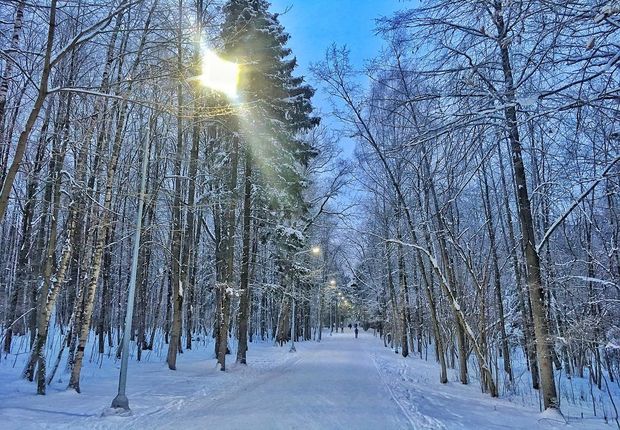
[328,298,332,336]
[316,251,326,342]
[290,278,297,352]
[335,296,339,334]
[111,121,150,411]
[328,279,336,336]
[111,49,239,411]
[317,281,322,342]
[336,292,344,333]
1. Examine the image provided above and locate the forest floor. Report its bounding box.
[0,332,615,429]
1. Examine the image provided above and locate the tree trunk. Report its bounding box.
[0,0,26,137]
[166,134,184,369]
[67,100,127,391]
[493,0,557,409]
[396,217,410,358]
[3,110,49,353]
[497,139,539,389]
[480,157,513,382]
[217,134,239,370]
[237,151,253,364]
[0,0,57,221]
[167,0,186,370]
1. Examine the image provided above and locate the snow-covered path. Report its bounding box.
[171,332,411,430]
[0,331,609,429]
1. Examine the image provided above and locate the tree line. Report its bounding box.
[0,0,347,396]
[317,0,620,416]
[2,0,619,422]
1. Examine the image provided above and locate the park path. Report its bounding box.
[159,331,412,430]
[2,331,592,429]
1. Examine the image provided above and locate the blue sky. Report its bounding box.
[269,0,406,154]
[269,1,403,75]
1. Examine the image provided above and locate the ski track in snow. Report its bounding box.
[371,351,446,430]
[369,340,611,430]
[0,333,615,429]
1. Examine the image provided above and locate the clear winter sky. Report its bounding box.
[269,0,407,155]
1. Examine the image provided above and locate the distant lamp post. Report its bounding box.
[336,292,343,333]
[329,280,336,335]
[290,279,298,353]
[316,258,326,343]
[111,49,240,412]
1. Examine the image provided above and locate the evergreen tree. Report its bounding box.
[217,0,319,368]
[221,0,319,214]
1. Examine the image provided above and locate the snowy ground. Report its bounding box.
[0,332,616,429]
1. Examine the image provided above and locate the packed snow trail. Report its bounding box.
[112,332,605,430]
[175,332,412,430]
[0,332,608,429]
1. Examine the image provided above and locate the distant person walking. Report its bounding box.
[354,323,359,339]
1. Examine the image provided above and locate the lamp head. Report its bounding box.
[199,50,239,98]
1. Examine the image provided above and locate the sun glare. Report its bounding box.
[199,50,239,98]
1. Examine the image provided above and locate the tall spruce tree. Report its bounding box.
[218,0,319,368]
